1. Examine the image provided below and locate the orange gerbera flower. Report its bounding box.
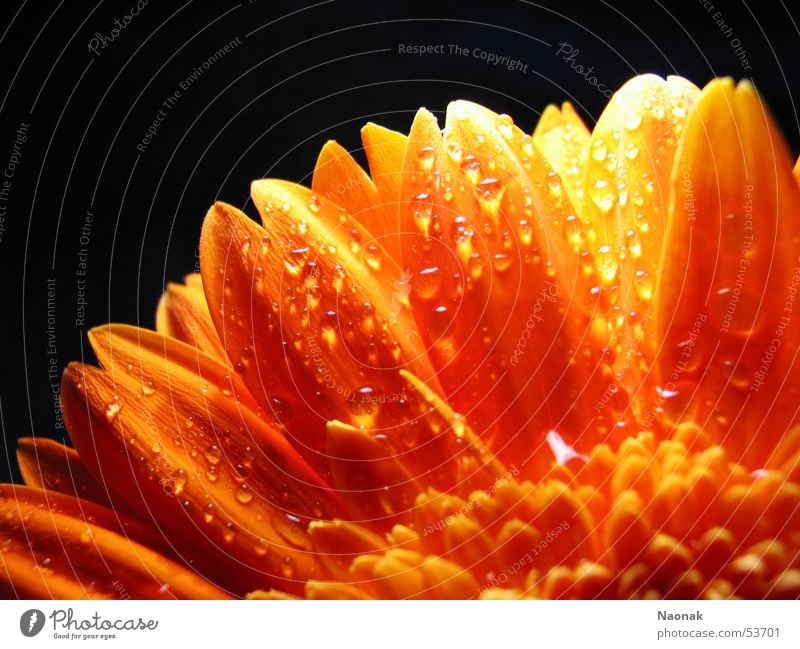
[4,74,800,599]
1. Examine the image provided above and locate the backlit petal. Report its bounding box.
[533,102,591,210]
[17,437,110,507]
[312,140,400,260]
[0,485,226,599]
[653,78,800,465]
[397,103,627,471]
[156,273,227,362]
[61,325,341,595]
[580,75,699,408]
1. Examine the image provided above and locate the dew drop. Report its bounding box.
[563,214,585,250]
[416,146,436,171]
[591,140,608,162]
[414,266,441,301]
[460,154,481,183]
[468,252,484,280]
[624,143,639,160]
[495,113,514,139]
[205,445,222,465]
[624,111,642,131]
[517,218,533,246]
[235,484,253,504]
[281,555,295,578]
[428,305,452,339]
[596,244,619,284]
[254,538,269,556]
[173,470,187,496]
[492,252,513,273]
[589,179,616,213]
[364,244,383,271]
[105,397,122,422]
[476,177,504,202]
[446,141,463,163]
[269,396,294,423]
[520,134,534,158]
[222,522,236,543]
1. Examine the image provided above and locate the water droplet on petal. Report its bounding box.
[624,111,642,131]
[416,146,436,171]
[364,244,383,271]
[414,266,441,301]
[495,113,514,139]
[446,141,463,163]
[460,154,481,183]
[105,398,122,422]
[589,179,616,213]
[236,484,253,504]
[205,445,222,465]
[281,555,295,578]
[269,396,293,424]
[591,140,608,162]
[222,522,236,543]
[492,252,512,273]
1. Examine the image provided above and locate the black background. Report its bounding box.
[1,0,798,483]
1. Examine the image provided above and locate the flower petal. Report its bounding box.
[311,140,400,261]
[155,273,227,362]
[249,179,440,426]
[653,78,800,465]
[16,437,110,507]
[200,201,334,466]
[397,103,625,470]
[532,102,591,210]
[794,155,800,188]
[325,420,420,527]
[61,324,341,594]
[0,485,226,599]
[361,121,407,215]
[580,75,699,407]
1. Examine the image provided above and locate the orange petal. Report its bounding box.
[581,75,699,409]
[533,102,591,210]
[200,201,334,466]
[794,155,800,187]
[155,273,227,362]
[0,485,226,599]
[308,519,385,585]
[397,103,624,471]
[325,420,419,529]
[311,140,400,261]
[249,179,440,427]
[16,437,110,507]
[306,580,374,599]
[654,78,800,465]
[61,324,341,595]
[361,122,407,225]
